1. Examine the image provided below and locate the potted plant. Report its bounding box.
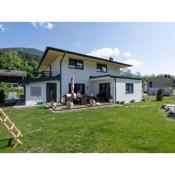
[89,98,96,106]
[109,95,113,103]
[66,101,73,109]
[51,101,57,110]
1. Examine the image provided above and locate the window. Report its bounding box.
[69,83,85,95]
[96,63,107,73]
[69,58,84,70]
[126,83,134,94]
[149,81,153,87]
[30,86,41,96]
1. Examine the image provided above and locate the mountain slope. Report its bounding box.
[0,47,43,77]
[0,47,43,59]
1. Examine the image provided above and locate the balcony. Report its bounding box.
[34,71,52,78]
[116,70,142,79]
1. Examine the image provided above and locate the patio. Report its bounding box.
[47,102,119,113]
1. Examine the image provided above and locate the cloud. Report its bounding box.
[88,47,120,58]
[31,22,54,30]
[0,23,7,32]
[124,58,143,67]
[123,51,131,58]
[74,41,82,46]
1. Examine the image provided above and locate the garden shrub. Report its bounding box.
[0,89,5,104]
[169,88,173,96]
[156,89,163,101]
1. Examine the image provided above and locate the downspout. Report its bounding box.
[60,52,66,102]
[114,77,116,103]
[50,64,52,77]
[23,83,26,105]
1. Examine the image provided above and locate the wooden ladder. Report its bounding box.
[0,108,23,148]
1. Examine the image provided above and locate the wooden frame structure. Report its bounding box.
[0,108,23,148]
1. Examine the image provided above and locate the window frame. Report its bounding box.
[30,86,42,97]
[126,83,134,94]
[96,63,107,73]
[69,58,84,70]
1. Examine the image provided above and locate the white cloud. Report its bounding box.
[124,58,143,67]
[123,51,132,58]
[31,22,54,30]
[88,47,120,58]
[74,41,82,46]
[0,23,7,32]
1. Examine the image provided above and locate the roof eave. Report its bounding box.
[90,75,142,80]
[37,46,132,71]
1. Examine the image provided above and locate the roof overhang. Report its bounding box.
[38,48,65,72]
[89,75,113,81]
[38,47,132,72]
[23,75,60,84]
[90,75,142,81]
[0,69,27,77]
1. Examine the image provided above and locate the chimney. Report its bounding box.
[109,57,113,61]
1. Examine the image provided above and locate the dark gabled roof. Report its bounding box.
[0,69,26,77]
[37,46,132,71]
[149,75,175,81]
[89,74,142,80]
[23,74,60,84]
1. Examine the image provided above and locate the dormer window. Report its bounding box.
[69,58,84,70]
[97,63,107,73]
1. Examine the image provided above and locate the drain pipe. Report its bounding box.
[114,77,116,103]
[60,52,66,102]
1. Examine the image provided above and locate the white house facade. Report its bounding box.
[24,47,142,105]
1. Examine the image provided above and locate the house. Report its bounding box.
[24,47,142,105]
[0,69,26,88]
[142,82,148,94]
[147,75,175,96]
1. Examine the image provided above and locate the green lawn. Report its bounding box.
[1,96,175,153]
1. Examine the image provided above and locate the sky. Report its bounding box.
[0,22,175,75]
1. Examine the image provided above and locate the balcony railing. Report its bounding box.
[33,70,142,79]
[116,70,142,79]
[34,71,51,78]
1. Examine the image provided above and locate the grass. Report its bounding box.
[1,96,175,153]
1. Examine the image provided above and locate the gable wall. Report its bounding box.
[61,56,120,97]
[148,76,174,88]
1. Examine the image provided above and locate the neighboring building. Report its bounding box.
[147,75,175,96]
[142,82,148,93]
[24,47,142,105]
[0,69,27,88]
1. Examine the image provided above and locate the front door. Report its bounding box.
[99,83,110,101]
[46,83,57,102]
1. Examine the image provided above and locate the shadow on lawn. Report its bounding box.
[37,106,49,110]
[0,138,13,148]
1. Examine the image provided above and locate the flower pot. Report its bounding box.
[109,99,113,103]
[67,101,73,109]
[89,99,96,106]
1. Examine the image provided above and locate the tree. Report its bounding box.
[0,49,40,78]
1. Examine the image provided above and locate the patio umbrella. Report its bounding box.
[70,75,75,100]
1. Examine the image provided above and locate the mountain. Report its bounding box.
[0,47,44,77]
[0,47,43,59]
